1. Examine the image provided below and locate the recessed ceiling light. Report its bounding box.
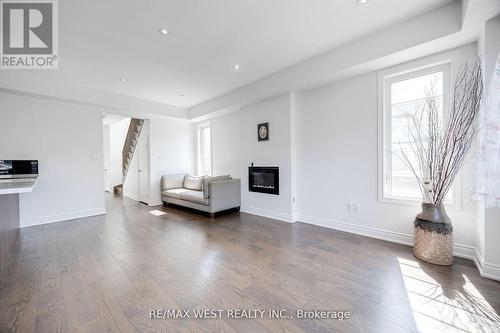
[159,28,169,35]
[119,77,127,82]
[233,64,240,71]
[357,0,368,4]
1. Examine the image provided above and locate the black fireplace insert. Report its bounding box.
[248,166,279,195]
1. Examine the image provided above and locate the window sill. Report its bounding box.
[379,196,421,207]
[378,196,462,212]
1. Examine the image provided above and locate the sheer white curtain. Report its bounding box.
[473,53,500,207]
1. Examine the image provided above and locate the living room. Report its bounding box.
[1,1,500,332]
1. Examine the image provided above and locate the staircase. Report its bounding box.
[122,118,144,182]
[113,118,144,196]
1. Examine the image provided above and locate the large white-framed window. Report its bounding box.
[378,61,460,206]
[197,122,212,176]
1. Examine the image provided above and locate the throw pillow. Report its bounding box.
[184,175,203,191]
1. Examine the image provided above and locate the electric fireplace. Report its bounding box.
[248,166,279,195]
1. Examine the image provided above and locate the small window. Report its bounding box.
[197,123,212,176]
[379,63,454,203]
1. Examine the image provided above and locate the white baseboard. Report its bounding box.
[241,206,293,223]
[21,208,106,228]
[148,201,163,207]
[453,244,477,261]
[123,191,139,201]
[295,213,500,282]
[474,250,500,281]
[298,213,413,246]
[481,262,500,281]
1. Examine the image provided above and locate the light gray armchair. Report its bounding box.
[161,174,241,217]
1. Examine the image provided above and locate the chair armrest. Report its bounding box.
[209,179,241,212]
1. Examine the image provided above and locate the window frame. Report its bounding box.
[377,58,462,209]
[197,121,212,177]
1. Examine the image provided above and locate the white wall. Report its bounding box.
[103,124,111,191]
[108,118,130,188]
[0,92,105,227]
[294,44,479,253]
[211,112,241,177]
[205,44,481,257]
[481,15,500,277]
[148,117,194,205]
[484,15,500,85]
[201,94,294,222]
[239,95,293,221]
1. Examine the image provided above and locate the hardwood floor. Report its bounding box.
[1,194,499,333]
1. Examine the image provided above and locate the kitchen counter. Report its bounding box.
[0,178,38,195]
[0,177,38,271]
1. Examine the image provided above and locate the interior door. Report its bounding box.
[138,138,149,204]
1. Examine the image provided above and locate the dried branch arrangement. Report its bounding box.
[397,61,483,204]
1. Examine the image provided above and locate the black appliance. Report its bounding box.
[0,160,39,179]
[248,165,279,195]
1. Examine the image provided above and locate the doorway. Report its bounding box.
[102,114,150,205]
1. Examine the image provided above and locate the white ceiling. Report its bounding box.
[3,0,454,109]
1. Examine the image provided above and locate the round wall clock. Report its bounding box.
[257,122,269,141]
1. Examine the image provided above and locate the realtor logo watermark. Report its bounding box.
[1,0,58,69]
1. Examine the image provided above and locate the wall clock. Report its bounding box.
[258,122,269,141]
